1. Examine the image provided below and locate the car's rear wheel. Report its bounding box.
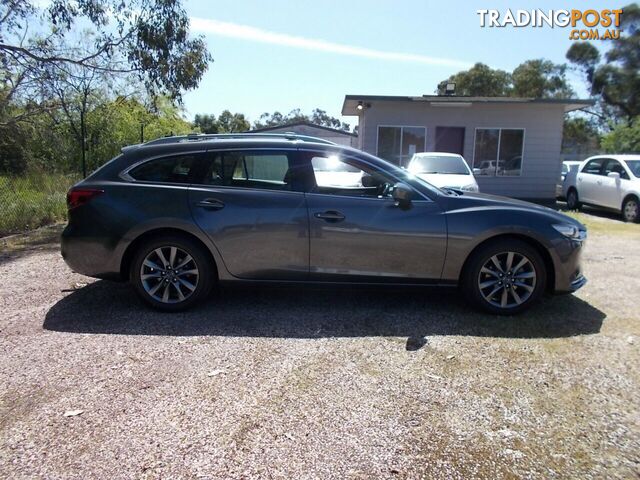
[130,235,213,311]
[463,239,547,315]
[566,188,581,210]
[622,196,639,223]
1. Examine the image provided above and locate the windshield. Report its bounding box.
[624,159,640,178]
[408,155,470,175]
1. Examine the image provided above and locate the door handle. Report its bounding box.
[597,180,602,185]
[314,210,345,222]
[196,198,225,210]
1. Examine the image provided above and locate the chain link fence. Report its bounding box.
[0,173,81,237]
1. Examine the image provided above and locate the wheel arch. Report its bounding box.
[460,233,556,292]
[120,227,219,281]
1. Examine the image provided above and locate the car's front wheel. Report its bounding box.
[622,196,639,223]
[463,239,547,315]
[130,235,214,311]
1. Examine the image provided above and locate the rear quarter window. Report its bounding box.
[128,154,200,183]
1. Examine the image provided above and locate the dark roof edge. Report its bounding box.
[249,121,357,137]
[343,94,594,105]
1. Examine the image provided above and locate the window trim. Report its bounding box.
[375,125,427,166]
[120,150,208,184]
[472,127,526,178]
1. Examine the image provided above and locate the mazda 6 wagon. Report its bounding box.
[61,133,587,314]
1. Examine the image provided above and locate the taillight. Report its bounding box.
[66,188,104,210]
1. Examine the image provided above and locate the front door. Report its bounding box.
[303,150,447,281]
[435,127,465,155]
[188,149,309,280]
[577,157,606,205]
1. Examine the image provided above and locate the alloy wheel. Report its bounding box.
[140,246,200,304]
[477,251,537,309]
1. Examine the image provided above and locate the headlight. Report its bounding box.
[552,224,586,240]
[460,184,479,192]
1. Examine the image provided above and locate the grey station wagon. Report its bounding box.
[61,133,587,314]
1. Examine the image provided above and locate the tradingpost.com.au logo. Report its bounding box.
[477,9,624,40]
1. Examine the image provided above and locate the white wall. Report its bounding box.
[360,101,565,200]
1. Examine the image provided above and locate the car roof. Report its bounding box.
[411,152,464,159]
[583,154,640,162]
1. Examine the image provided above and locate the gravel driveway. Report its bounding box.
[1,213,639,479]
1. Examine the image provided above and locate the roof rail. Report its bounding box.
[142,132,336,146]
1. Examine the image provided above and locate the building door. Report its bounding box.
[435,127,465,155]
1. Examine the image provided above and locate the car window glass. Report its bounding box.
[311,154,395,198]
[408,155,469,175]
[202,151,299,191]
[582,158,605,175]
[625,160,640,178]
[603,159,629,180]
[128,154,199,183]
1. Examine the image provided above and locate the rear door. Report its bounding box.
[188,149,309,280]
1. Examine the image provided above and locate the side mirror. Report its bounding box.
[472,168,481,175]
[608,171,620,179]
[392,182,413,208]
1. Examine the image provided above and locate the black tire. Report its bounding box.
[462,238,547,315]
[622,196,639,223]
[566,188,581,210]
[130,234,214,312]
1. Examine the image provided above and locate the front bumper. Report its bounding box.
[552,234,587,294]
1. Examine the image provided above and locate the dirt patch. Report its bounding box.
[0,212,638,479]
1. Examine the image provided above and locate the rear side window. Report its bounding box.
[128,154,200,183]
[581,158,605,175]
[202,151,301,191]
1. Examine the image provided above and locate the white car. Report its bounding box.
[407,152,479,192]
[556,160,582,198]
[565,155,640,222]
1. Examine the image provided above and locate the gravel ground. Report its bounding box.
[0,214,639,479]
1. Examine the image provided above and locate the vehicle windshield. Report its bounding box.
[408,155,470,175]
[623,159,640,178]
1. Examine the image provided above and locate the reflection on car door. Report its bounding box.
[188,149,309,280]
[303,151,447,281]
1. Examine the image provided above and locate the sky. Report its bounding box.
[182,0,616,127]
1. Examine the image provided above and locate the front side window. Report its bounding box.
[202,151,298,191]
[582,158,605,175]
[603,159,629,179]
[310,154,396,198]
[377,126,426,166]
[473,128,524,176]
[128,154,199,183]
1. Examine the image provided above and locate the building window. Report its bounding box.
[377,126,426,166]
[473,128,524,176]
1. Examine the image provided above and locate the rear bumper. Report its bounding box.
[61,225,123,280]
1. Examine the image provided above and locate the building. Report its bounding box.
[342,95,593,202]
[250,121,358,147]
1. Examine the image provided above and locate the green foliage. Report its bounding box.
[194,111,250,134]
[601,120,640,153]
[438,60,573,99]
[0,173,81,236]
[437,63,512,96]
[253,108,351,131]
[562,116,601,154]
[512,60,574,98]
[566,4,640,124]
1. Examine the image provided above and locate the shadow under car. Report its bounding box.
[44,281,606,341]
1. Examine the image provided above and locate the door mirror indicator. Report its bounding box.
[392,182,413,208]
